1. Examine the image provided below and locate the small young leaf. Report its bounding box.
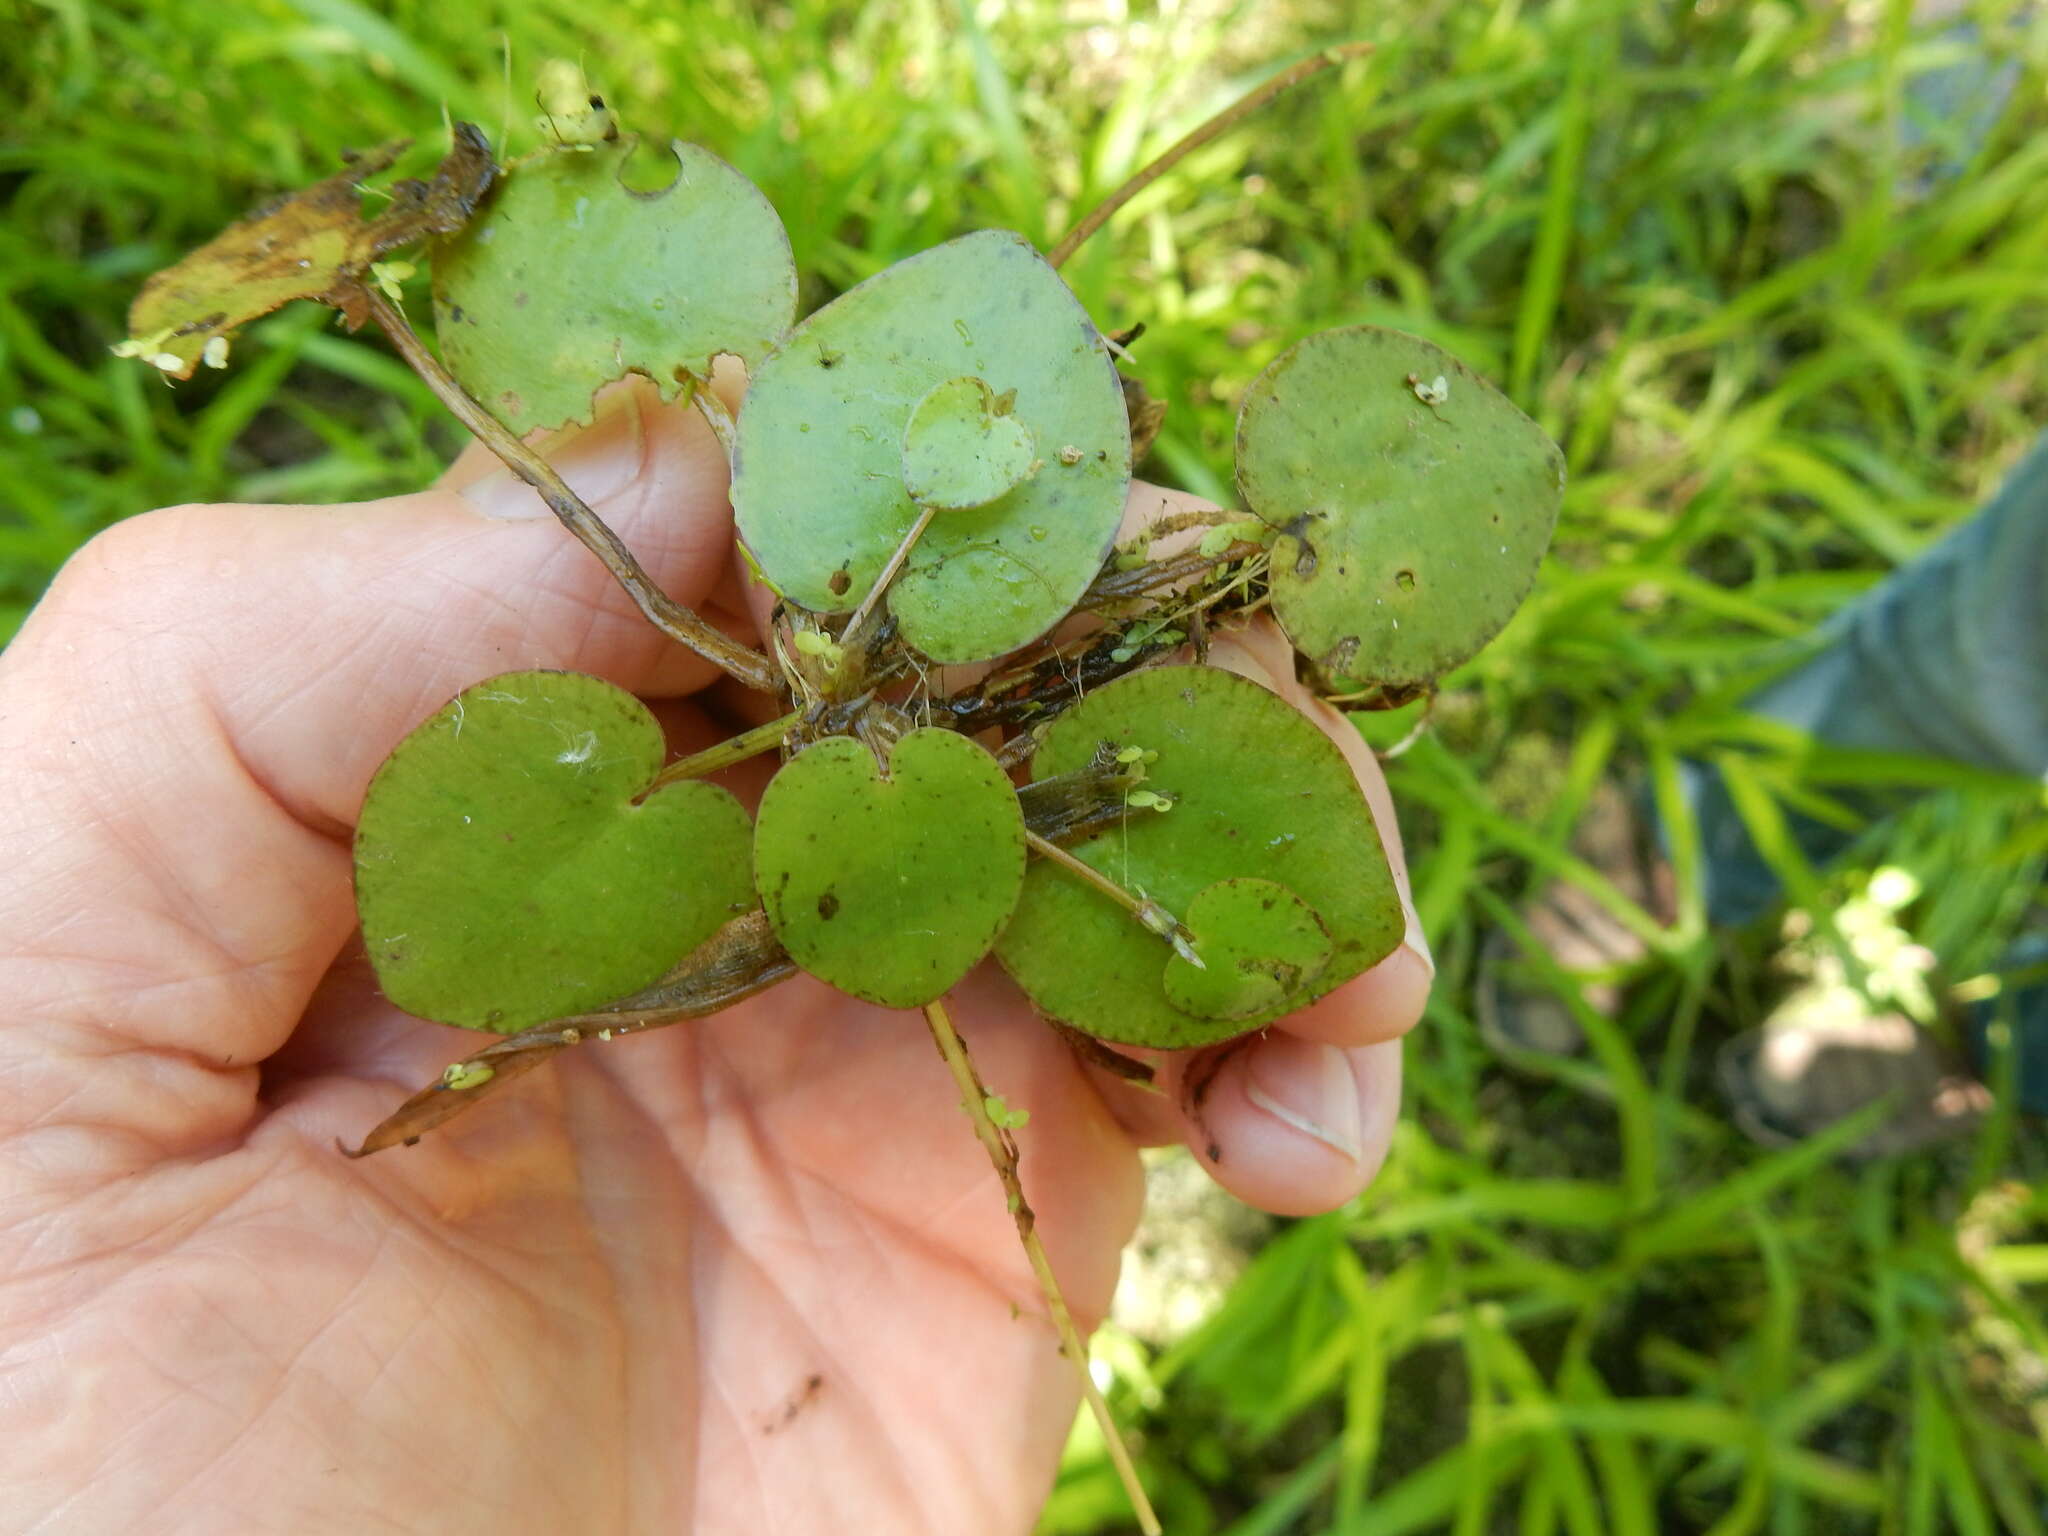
[983,1093,1031,1129]
[753,728,1026,1008]
[124,126,495,379]
[1197,519,1270,559]
[995,666,1401,1049]
[1234,326,1565,693]
[792,629,842,662]
[354,670,754,1031]
[431,139,797,433]
[732,230,1131,663]
[902,376,1038,510]
[1163,878,1333,1021]
[534,59,617,145]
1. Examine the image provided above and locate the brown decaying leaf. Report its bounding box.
[1120,372,1168,462]
[125,123,496,378]
[1047,1018,1158,1086]
[340,1035,566,1158]
[343,910,793,1157]
[1109,324,1168,463]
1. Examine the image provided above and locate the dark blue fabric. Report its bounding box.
[1689,434,2048,927]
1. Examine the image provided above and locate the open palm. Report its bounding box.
[0,384,1427,1533]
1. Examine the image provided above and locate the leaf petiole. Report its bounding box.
[838,501,938,650]
[1022,828,1204,968]
[1045,43,1372,269]
[921,996,1161,1536]
[688,380,739,465]
[359,285,782,692]
[641,709,803,794]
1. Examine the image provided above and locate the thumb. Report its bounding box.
[0,377,745,1180]
[54,375,745,832]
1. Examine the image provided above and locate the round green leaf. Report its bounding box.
[754,728,1026,1008]
[354,670,755,1031]
[902,376,1038,511]
[431,139,797,433]
[1234,326,1565,693]
[995,666,1401,1049]
[732,230,1131,663]
[1164,878,1334,1021]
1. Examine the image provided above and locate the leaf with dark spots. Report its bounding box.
[753,729,1026,1007]
[1165,878,1333,1021]
[996,666,1402,1049]
[1234,326,1564,694]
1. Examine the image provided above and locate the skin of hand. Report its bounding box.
[0,377,1430,1534]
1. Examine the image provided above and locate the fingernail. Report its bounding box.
[462,390,646,519]
[1244,1036,1364,1164]
[1202,632,1287,691]
[1400,892,1436,982]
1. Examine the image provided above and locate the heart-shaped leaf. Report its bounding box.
[354,670,755,1031]
[995,665,1401,1049]
[732,230,1131,663]
[902,376,1039,510]
[431,139,797,433]
[1164,878,1334,1021]
[753,727,1025,1007]
[1234,326,1565,693]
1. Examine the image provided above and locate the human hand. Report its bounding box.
[0,380,1430,1533]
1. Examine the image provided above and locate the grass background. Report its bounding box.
[6,0,2048,1529]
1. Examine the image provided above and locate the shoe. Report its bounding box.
[1719,998,1989,1159]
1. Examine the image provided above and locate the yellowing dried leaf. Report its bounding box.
[123,124,497,378]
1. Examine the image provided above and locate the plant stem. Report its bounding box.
[690,383,739,465]
[1118,505,1239,545]
[1079,538,1265,608]
[920,997,1161,1536]
[1046,43,1373,269]
[1373,689,1438,761]
[359,285,781,692]
[841,501,938,644]
[642,709,801,793]
[1023,829,1204,969]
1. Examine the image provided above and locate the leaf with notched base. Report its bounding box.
[753,729,1025,1008]
[431,138,796,433]
[354,670,754,1032]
